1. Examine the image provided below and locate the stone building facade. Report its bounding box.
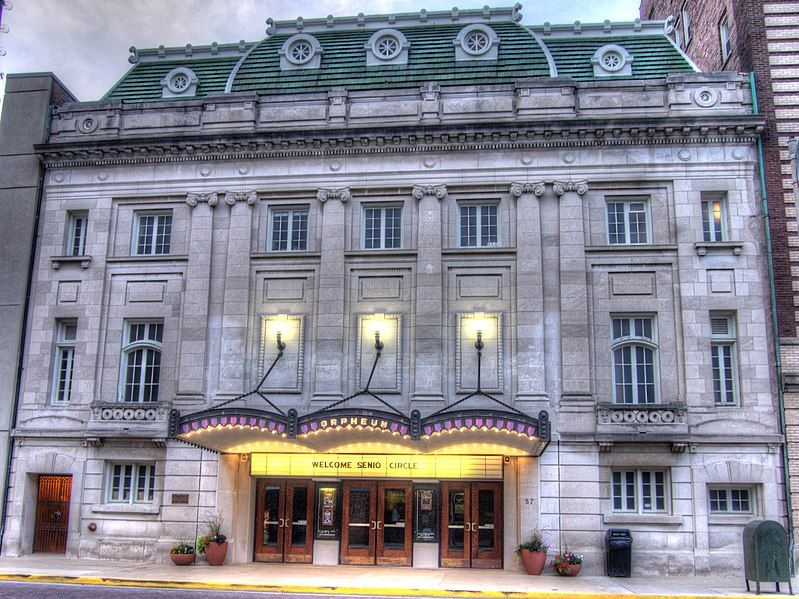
[0,6,786,575]
[640,0,799,545]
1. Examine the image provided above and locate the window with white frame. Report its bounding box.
[459,203,498,247]
[270,208,308,251]
[105,462,156,504]
[701,195,728,242]
[612,470,667,513]
[709,487,753,513]
[611,316,658,404]
[52,320,77,404]
[67,213,87,256]
[120,322,163,403]
[710,313,738,406]
[681,2,692,46]
[719,15,731,63]
[133,212,172,256]
[606,199,650,245]
[362,205,402,250]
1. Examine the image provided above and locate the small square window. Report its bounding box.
[459,203,498,247]
[67,213,88,257]
[606,199,650,245]
[106,462,156,504]
[709,487,752,513]
[269,208,308,251]
[362,205,402,250]
[133,212,172,256]
[612,469,668,514]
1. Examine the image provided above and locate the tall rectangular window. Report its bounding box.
[606,200,649,245]
[720,15,731,63]
[681,2,692,46]
[52,320,77,404]
[459,204,498,247]
[611,316,657,404]
[612,470,667,513]
[121,321,163,403]
[67,213,87,257]
[701,196,728,242]
[270,208,308,251]
[710,314,737,405]
[134,212,172,256]
[363,205,402,250]
[709,488,752,513]
[106,463,156,504]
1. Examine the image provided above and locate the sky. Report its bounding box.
[0,0,642,108]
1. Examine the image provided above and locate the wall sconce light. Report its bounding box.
[273,314,288,354]
[371,313,386,355]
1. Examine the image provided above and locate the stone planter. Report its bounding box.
[520,549,547,575]
[170,552,196,566]
[555,563,582,577]
[205,540,228,566]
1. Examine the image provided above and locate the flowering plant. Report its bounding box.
[550,547,583,574]
[170,542,195,555]
[516,528,549,554]
[203,510,227,545]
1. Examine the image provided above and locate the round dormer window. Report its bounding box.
[600,49,625,72]
[168,72,191,93]
[373,33,402,60]
[287,39,314,65]
[463,30,491,56]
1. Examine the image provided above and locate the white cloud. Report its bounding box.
[0,0,641,108]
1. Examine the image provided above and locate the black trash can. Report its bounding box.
[605,529,633,577]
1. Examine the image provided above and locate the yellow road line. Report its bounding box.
[0,572,753,599]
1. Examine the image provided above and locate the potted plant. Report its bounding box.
[551,546,583,576]
[169,542,196,566]
[516,528,549,575]
[200,511,228,566]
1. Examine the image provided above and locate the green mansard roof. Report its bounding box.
[103,8,696,103]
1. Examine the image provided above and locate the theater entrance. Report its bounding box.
[254,479,314,563]
[340,480,413,566]
[440,481,503,568]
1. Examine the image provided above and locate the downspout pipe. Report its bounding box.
[750,72,794,561]
[0,104,52,552]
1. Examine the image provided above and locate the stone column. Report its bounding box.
[176,192,216,404]
[217,191,256,397]
[510,182,548,413]
[554,180,594,434]
[412,184,446,412]
[312,188,350,405]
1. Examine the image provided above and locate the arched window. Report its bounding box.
[611,316,657,404]
[121,322,163,403]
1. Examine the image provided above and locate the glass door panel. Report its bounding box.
[341,481,376,565]
[440,481,471,568]
[377,481,412,566]
[254,480,285,562]
[284,480,314,563]
[471,482,503,569]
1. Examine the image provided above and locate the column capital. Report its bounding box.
[316,187,351,202]
[552,180,589,197]
[412,184,447,200]
[224,190,257,207]
[509,181,546,198]
[186,192,218,208]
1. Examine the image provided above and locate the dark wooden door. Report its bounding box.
[376,480,412,566]
[440,481,471,568]
[471,482,503,569]
[340,480,377,565]
[33,475,71,553]
[283,480,314,563]
[254,480,286,562]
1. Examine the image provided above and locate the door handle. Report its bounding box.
[376,520,383,530]
[371,520,377,530]
[279,518,286,527]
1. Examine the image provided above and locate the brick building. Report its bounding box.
[640,0,799,548]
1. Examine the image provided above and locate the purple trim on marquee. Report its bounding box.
[180,414,284,435]
[421,415,538,438]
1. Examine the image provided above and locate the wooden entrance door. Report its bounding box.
[341,480,413,566]
[441,481,502,569]
[253,479,314,563]
[33,475,71,553]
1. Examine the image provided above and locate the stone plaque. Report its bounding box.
[57,281,80,304]
[610,272,654,296]
[126,281,165,303]
[171,493,189,504]
[263,278,306,301]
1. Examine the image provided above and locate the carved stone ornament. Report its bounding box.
[509,181,546,197]
[186,192,218,208]
[552,180,589,196]
[224,190,258,206]
[412,184,447,200]
[316,187,351,202]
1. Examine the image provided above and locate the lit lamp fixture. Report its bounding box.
[372,313,386,355]
[274,313,288,354]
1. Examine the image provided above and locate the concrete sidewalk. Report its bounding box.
[0,555,790,598]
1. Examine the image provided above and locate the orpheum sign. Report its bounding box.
[250,453,503,479]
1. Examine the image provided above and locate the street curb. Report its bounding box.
[0,572,753,598]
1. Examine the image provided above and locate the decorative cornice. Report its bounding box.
[553,180,588,196]
[224,190,257,206]
[412,184,447,200]
[186,192,218,208]
[510,181,546,197]
[316,187,351,202]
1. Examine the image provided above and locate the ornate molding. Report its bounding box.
[186,192,218,208]
[316,187,351,202]
[412,184,447,200]
[509,181,546,197]
[224,190,257,206]
[552,180,588,196]
[90,403,169,423]
[597,404,687,425]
